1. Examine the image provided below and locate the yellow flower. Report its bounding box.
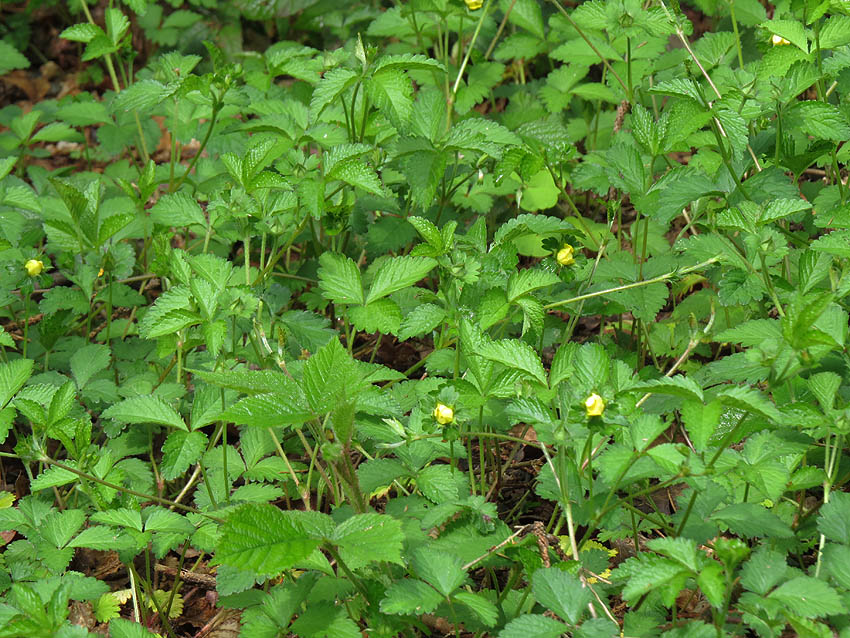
[771,34,791,46]
[433,403,454,425]
[25,259,43,277]
[582,539,618,558]
[556,244,575,266]
[587,568,612,584]
[465,0,483,9]
[585,393,605,417]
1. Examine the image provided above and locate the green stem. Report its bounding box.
[22,290,30,359]
[39,456,221,520]
[545,258,719,310]
[451,0,493,97]
[484,0,517,59]
[548,0,629,97]
[171,99,222,193]
[729,1,745,69]
[325,544,370,598]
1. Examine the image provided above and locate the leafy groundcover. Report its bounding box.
[1,0,850,636]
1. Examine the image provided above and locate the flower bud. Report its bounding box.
[433,403,454,425]
[25,259,43,277]
[556,244,575,266]
[771,34,791,46]
[465,0,483,9]
[585,393,605,417]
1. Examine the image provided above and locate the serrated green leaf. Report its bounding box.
[68,526,137,551]
[480,338,547,385]
[571,342,609,393]
[30,463,79,491]
[329,158,383,195]
[716,385,781,422]
[768,576,843,617]
[112,79,174,112]
[818,491,850,544]
[93,593,122,623]
[161,430,207,480]
[0,359,33,408]
[223,392,313,428]
[310,67,358,119]
[696,562,725,608]
[367,68,413,127]
[408,216,442,248]
[102,395,187,430]
[318,252,364,306]
[71,344,111,390]
[398,303,445,341]
[819,15,850,48]
[711,502,794,538]
[349,298,402,334]
[767,19,808,52]
[791,101,850,142]
[0,157,16,181]
[506,268,560,303]
[332,512,404,569]
[191,367,296,395]
[615,555,690,603]
[31,122,83,144]
[380,579,444,615]
[740,546,789,595]
[150,192,207,227]
[758,198,811,224]
[403,148,447,209]
[628,375,703,402]
[91,508,143,531]
[532,567,591,625]
[680,399,722,452]
[503,0,545,39]
[498,614,568,638]
[647,536,700,571]
[60,23,103,43]
[416,464,458,503]
[0,42,30,75]
[454,591,498,627]
[823,544,850,589]
[110,618,161,638]
[373,53,444,74]
[105,8,130,44]
[715,319,782,346]
[47,381,76,426]
[215,504,322,578]
[365,256,437,304]
[137,285,193,337]
[302,337,362,413]
[411,547,465,596]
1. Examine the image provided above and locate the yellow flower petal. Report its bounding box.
[585,393,605,417]
[25,259,43,277]
[433,403,454,425]
[556,245,575,266]
[465,0,484,9]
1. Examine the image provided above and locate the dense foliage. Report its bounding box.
[1,0,850,636]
